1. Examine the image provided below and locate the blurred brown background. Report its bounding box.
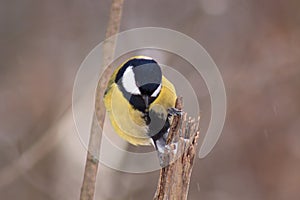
[1,0,300,199]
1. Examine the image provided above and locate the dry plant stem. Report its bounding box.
[154,97,200,200]
[79,0,124,200]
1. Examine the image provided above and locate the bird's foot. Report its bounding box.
[167,107,182,116]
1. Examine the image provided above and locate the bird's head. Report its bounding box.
[115,56,162,112]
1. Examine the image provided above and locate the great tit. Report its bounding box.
[103,56,177,152]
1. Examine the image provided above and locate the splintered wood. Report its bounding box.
[154,97,200,200]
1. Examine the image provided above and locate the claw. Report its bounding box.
[167,107,182,116]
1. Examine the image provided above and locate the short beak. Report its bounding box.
[143,95,149,110]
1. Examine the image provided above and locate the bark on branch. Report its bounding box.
[154,97,200,200]
[79,0,124,199]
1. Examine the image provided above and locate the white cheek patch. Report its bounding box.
[151,84,161,97]
[122,66,141,95]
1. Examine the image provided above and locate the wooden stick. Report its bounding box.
[154,97,200,200]
[79,0,124,199]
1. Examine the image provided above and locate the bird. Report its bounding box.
[103,56,179,152]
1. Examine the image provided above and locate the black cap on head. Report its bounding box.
[133,61,162,95]
[115,57,163,112]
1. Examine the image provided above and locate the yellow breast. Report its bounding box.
[103,76,176,146]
